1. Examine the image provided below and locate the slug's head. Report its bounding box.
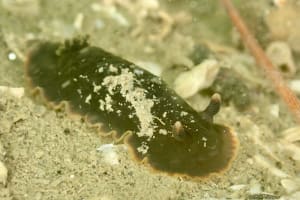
[165,115,237,178]
[143,94,237,178]
[171,93,224,159]
[172,120,221,159]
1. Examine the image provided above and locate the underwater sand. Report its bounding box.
[0,0,299,199]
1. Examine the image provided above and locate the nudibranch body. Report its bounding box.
[25,38,238,179]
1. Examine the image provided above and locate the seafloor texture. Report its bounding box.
[0,0,300,199]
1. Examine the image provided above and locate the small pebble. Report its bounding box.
[8,52,17,60]
[266,41,295,76]
[97,144,120,165]
[249,182,262,194]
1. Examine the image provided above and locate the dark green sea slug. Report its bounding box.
[25,38,238,179]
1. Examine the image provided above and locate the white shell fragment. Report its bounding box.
[96,143,120,165]
[0,86,24,98]
[174,59,220,98]
[266,41,296,76]
[0,161,8,185]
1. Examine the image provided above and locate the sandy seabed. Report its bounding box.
[0,0,300,199]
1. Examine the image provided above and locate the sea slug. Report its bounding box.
[25,37,238,179]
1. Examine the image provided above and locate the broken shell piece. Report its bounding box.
[0,161,8,185]
[174,59,220,98]
[266,41,296,76]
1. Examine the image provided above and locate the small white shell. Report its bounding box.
[174,59,220,98]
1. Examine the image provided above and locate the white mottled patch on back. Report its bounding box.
[109,64,118,73]
[61,80,71,88]
[92,82,102,93]
[159,129,167,135]
[105,94,113,112]
[102,68,155,144]
[99,99,105,111]
[85,94,92,104]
